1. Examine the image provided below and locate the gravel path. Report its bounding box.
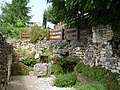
[7,75,74,90]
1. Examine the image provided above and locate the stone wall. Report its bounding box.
[26,25,120,74]
[72,25,120,73]
[0,34,13,90]
[72,26,120,88]
[39,25,120,74]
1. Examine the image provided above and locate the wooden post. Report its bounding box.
[62,28,64,40]
[47,31,50,40]
[76,27,80,40]
[20,32,22,40]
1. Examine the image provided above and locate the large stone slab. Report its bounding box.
[34,63,51,77]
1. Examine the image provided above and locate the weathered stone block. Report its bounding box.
[34,63,51,77]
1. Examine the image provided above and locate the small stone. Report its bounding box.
[116,67,120,70]
[111,70,119,73]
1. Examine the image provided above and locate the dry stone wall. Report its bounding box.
[72,25,120,73]
[0,34,13,90]
[39,25,120,74]
[28,25,120,74]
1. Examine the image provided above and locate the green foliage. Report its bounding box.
[46,0,88,27]
[11,62,29,75]
[47,0,120,28]
[16,48,26,56]
[51,64,64,75]
[30,25,49,43]
[0,22,30,38]
[51,56,79,75]
[44,6,60,24]
[0,0,31,38]
[54,73,77,87]
[40,47,53,63]
[76,83,106,90]
[21,56,36,67]
[1,0,31,27]
[75,62,119,90]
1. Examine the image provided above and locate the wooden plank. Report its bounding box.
[65,28,76,32]
[21,38,30,40]
[64,32,76,37]
[21,32,30,34]
[50,34,62,36]
[50,30,61,33]
[50,36,61,38]
[21,36,30,38]
[49,38,62,40]
[20,31,30,40]
[64,29,76,34]
[48,28,87,40]
[48,29,62,40]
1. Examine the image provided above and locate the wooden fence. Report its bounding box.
[20,32,30,40]
[48,27,92,40]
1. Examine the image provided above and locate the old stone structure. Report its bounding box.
[73,25,120,73]
[38,25,120,74]
[0,34,13,90]
[12,24,120,74]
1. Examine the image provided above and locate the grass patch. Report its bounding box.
[54,73,77,87]
[76,83,106,90]
[74,62,119,90]
[51,56,79,76]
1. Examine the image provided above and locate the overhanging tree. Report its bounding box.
[46,0,89,28]
[44,6,60,25]
[46,0,120,40]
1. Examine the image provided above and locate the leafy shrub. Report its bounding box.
[16,48,25,56]
[51,56,79,75]
[30,25,49,43]
[1,24,30,39]
[40,48,53,63]
[21,56,36,67]
[54,73,77,87]
[11,62,29,75]
[51,64,64,75]
[74,62,119,90]
[76,83,106,90]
